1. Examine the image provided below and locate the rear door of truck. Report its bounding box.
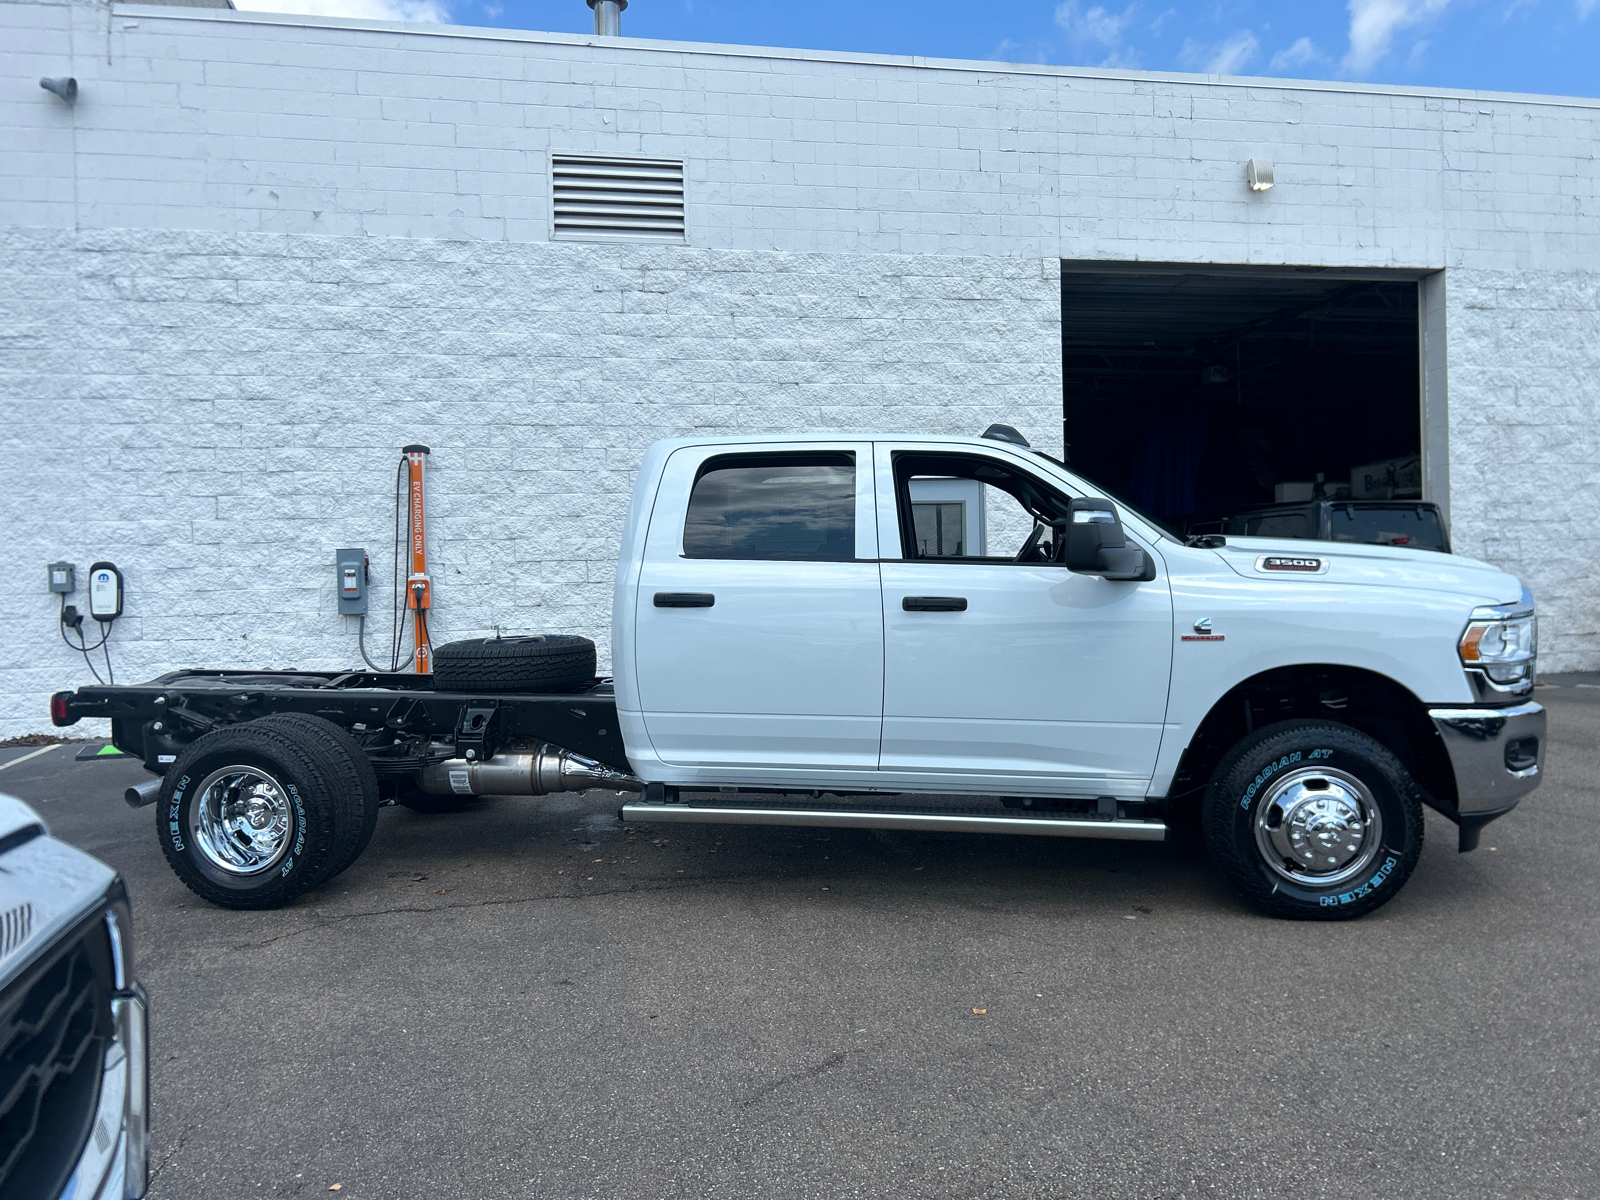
[632,442,884,770]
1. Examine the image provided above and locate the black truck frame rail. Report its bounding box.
[53,669,630,781]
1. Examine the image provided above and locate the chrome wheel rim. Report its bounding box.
[188,765,295,876]
[1253,766,1383,887]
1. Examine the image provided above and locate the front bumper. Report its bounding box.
[1428,701,1546,852]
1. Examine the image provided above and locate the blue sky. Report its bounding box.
[239,0,1600,99]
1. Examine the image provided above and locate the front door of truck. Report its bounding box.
[633,443,883,772]
[874,445,1173,800]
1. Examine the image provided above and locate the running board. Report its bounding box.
[619,802,1166,842]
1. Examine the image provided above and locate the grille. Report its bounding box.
[0,905,31,959]
[551,154,686,242]
[0,916,113,1200]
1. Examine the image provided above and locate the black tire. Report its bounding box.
[431,634,596,693]
[1202,720,1424,921]
[156,722,365,909]
[253,714,380,880]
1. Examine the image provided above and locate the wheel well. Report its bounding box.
[1163,665,1456,820]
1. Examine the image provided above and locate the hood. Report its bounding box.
[0,793,46,843]
[0,791,118,983]
[1212,538,1525,606]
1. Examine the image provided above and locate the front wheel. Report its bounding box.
[1202,721,1424,920]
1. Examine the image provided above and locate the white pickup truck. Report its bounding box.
[55,426,1545,920]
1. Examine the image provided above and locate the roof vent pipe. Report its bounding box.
[587,0,626,35]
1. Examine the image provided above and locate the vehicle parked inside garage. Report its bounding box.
[52,427,1545,920]
[0,792,148,1200]
[1183,498,1451,553]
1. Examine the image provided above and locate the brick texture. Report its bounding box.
[2,0,1597,734]
[0,229,1062,735]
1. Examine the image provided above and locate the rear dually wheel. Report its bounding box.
[156,721,363,909]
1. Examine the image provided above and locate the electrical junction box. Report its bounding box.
[336,548,368,615]
[87,562,123,621]
[48,561,75,594]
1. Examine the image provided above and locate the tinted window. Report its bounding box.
[911,501,966,556]
[683,453,855,561]
[1329,505,1448,551]
[1246,513,1311,539]
[894,452,1073,561]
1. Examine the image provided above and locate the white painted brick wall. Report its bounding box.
[10,1,1596,267]
[0,229,1062,736]
[3,0,1598,735]
[1448,269,1600,671]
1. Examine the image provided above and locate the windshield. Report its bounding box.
[1044,462,1182,540]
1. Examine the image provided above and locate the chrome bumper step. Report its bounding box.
[619,802,1166,841]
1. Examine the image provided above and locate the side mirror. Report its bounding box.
[1063,498,1155,582]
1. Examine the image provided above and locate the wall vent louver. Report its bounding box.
[551,154,685,243]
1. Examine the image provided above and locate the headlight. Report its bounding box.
[1459,612,1537,685]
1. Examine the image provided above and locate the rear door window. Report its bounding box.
[683,453,856,561]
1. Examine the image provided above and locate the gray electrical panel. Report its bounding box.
[336,548,368,615]
[47,561,75,594]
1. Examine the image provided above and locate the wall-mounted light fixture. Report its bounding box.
[40,77,78,104]
[1246,157,1274,192]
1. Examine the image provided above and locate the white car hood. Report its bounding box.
[1212,538,1525,606]
[0,792,47,842]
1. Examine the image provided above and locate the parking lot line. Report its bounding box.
[0,744,60,773]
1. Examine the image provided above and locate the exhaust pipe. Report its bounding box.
[419,745,642,798]
[125,778,162,809]
[586,0,625,36]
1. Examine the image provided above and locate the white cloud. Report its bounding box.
[1269,36,1322,72]
[1055,1,1137,46]
[989,38,1050,64]
[1180,29,1260,75]
[234,0,452,23]
[1205,30,1260,73]
[1578,0,1597,19]
[1054,1,1142,64]
[1342,0,1452,75]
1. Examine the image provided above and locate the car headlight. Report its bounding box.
[1459,611,1537,685]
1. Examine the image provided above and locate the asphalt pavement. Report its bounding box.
[5,678,1597,1200]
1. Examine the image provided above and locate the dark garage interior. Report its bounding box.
[1060,266,1423,532]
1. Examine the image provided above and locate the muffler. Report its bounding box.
[419,744,642,797]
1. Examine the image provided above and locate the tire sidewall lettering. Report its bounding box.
[1238,748,1336,811]
[167,772,192,851]
[282,783,306,875]
[1316,853,1400,908]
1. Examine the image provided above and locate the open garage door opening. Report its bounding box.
[1060,266,1424,539]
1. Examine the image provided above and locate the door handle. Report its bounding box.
[902,596,967,612]
[654,592,715,608]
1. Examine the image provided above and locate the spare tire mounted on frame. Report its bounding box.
[430,635,596,693]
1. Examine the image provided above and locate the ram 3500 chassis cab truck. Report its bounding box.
[54,429,1546,920]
